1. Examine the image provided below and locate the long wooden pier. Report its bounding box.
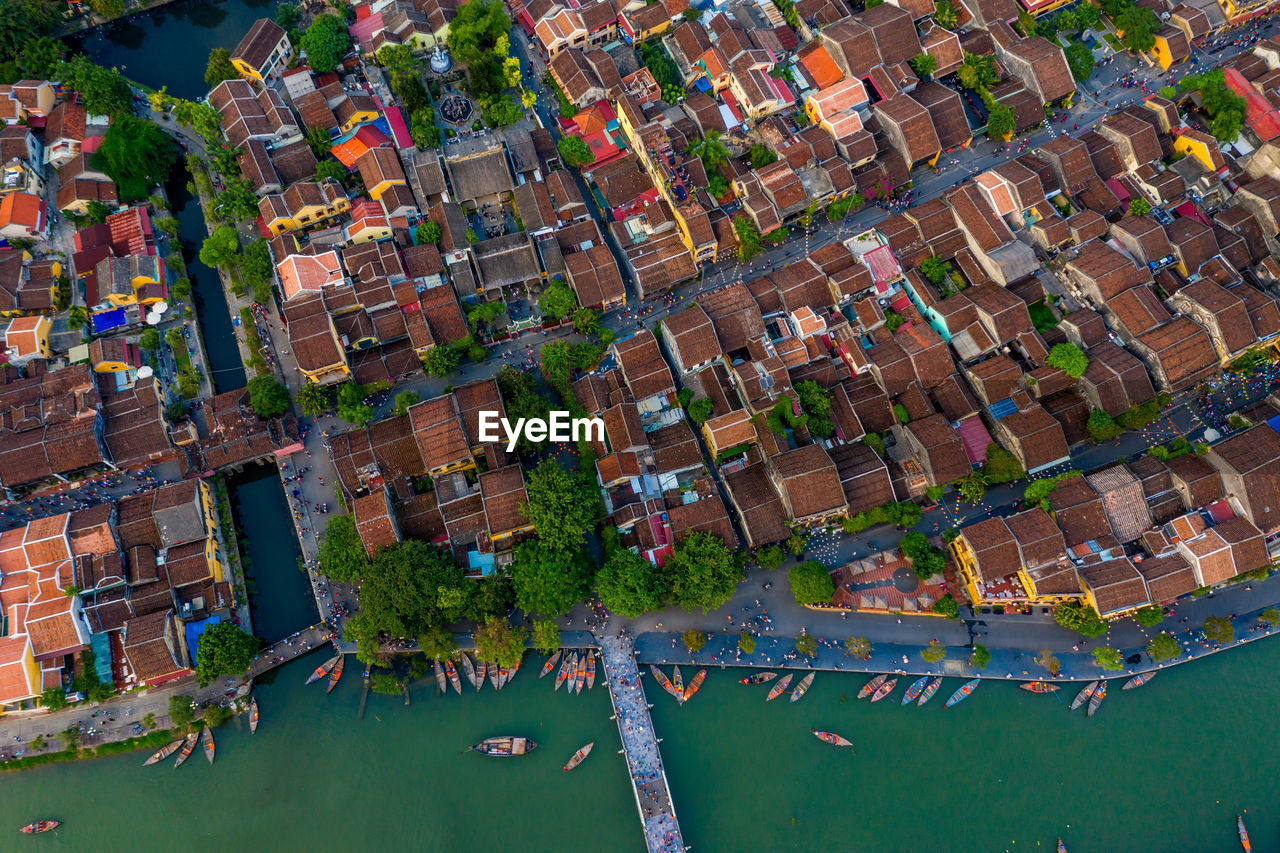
[598,635,687,853]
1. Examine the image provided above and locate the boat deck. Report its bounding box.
[598,635,686,853]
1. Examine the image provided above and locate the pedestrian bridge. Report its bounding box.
[598,635,687,853]
[246,624,335,679]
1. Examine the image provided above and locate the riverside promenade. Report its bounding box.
[598,635,686,853]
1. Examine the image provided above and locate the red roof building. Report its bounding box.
[1224,67,1280,142]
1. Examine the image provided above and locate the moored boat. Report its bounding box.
[19,821,59,834]
[790,672,815,703]
[649,664,674,697]
[249,697,259,734]
[857,674,887,699]
[1058,839,1067,853]
[143,738,184,765]
[573,655,586,695]
[870,678,897,703]
[1123,672,1155,690]
[476,660,487,692]
[202,727,215,764]
[563,742,594,771]
[739,672,777,685]
[1239,814,1251,852]
[812,730,853,748]
[1087,680,1107,717]
[488,661,501,690]
[460,654,477,689]
[540,650,562,678]
[945,678,980,708]
[683,669,707,702]
[917,677,943,707]
[902,676,929,706]
[555,656,573,691]
[766,673,794,701]
[565,652,580,694]
[1070,681,1099,710]
[497,665,509,690]
[471,736,537,757]
[1019,681,1058,693]
[586,649,596,690]
[671,666,684,701]
[445,658,462,695]
[305,654,340,686]
[325,654,345,694]
[173,731,200,768]
[434,659,446,694]
[508,656,522,683]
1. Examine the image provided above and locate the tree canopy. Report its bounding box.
[510,539,593,618]
[59,56,132,117]
[1146,631,1180,662]
[1092,646,1123,670]
[193,621,258,686]
[297,383,334,416]
[982,442,1025,483]
[472,615,527,668]
[169,694,195,727]
[336,381,374,425]
[300,14,352,73]
[1046,342,1089,377]
[316,514,370,583]
[1178,69,1246,142]
[531,619,560,655]
[205,47,239,88]
[557,135,595,168]
[246,376,289,418]
[665,531,741,614]
[788,561,835,605]
[1054,599,1108,638]
[520,460,602,553]
[595,546,666,618]
[92,116,178,202]
[901,531,946,580]
[448,0,512,66]
[199,225,241,269]
[1204,615,1234,645]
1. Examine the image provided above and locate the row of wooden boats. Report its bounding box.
[1024,671,1157,716]
[469,736,596,771]
[427,651,526,695]
[304,651,344,694]
[550,649,596,694]
[143,725,216,768]
[650,664,707,703]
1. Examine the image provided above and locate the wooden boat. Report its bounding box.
[173,731,200,768]
[508,656,521,684]
[565,653,580,694]
[672,666,684,700]
[19,821,59,834]
[1087,681,1107,717]
[563,742,594,771]
[1058,840,1067,853]
[460,653,477,689]
[857,673,887,699]
[1019,681,1059,693]
[325,654,345,694]
[574,655,587,695]
[917,677,943,707]
[305,654,340,686]
[540,650,562,678]
[1123,672,1155,690]
[870,678,897,703]
[433,659,446,694]
[766,673,794,701]
[790,672,815,703]
[812,730,853,748]
[445,658,462,695]
[471,736,536,757]
[143,738,184,765]
[249,697,259,734]
[739,672,777,685]
[945,678,980,708]
[1239,814,1251,852]
[1070,681,1099,710]
[683,668,707,702]
[901,676,929,706]
[649,664,675,697]
[555,656,573,691]
[585,649,596,690]
[475,660,487,692]
[201,727,215,764]
[497,665,509,690]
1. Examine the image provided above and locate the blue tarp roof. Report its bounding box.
[185,614,222,663]
[91,308,127,333]
[1267,413,1280,435]
[89,633,113,683]
[468,551,496,576]
[988,398,1018,420]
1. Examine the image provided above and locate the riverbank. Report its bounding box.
[0,728,179,773]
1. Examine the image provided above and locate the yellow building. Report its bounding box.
[1173,128,1226,173]
[335,95,380,134]
[356,149,408,202]
[950,510,1084,607]
[257,179,351,236]
[195,478,222,583]
[1218,0,1272,21]
[87,337,141,373]
[230,19,294,83]
[92,256,165,315]
[3,315,50,360]
[700,410,757,458]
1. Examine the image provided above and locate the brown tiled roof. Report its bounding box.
[408,396,470,472]
[1079,557,1149,616]
[1136,551,1196,603]
[1109,284,1172,338]
[771,444,844,521]
[648,420,703,473]
[662,304,721,371]
[613,329,674,401]
[1046,475,1110,546]
[724,461,790,546]
[1133,317,1218,392]
[480,465,529,535]
[960,517,1020,582]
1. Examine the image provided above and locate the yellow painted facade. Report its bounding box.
[365,177,406,202]
[1149,34,1182,71]
[339,106,379,135]
[1173,134,1217,171]
[263,196,352,236]
[950,536,1083,607]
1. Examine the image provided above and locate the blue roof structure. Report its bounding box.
[185,614,222,664]
[988,398,1018,420]
[91,308,127,333]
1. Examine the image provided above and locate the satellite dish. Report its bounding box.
[137,365,154,379]
[145,312,161,325]
[153,300,169,313]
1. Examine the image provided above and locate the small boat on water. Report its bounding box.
[305,654,340,686]
[901,676,929,706]
[19,821,59,834]
[857,674,887,699]
[1087,681,1107,717]
[555,656,573,691]
[683,669,706,702]
[202,727,215,764]
[540,650,562,678]
[460,654,477,689]
[508,656,522,684]
[434,659,446,694]
[471,736,536,757]
[945,678,980,708]
[563,742,594,771]
[917,677,943,707]
[586,649,596,690]
[1239,814,1251,852]
[650,664,676,698]
[573,656,586,695]
[1123,672,1155,690]
[1019,681,1058,693]
[1058,839,1067,853]
[489,661,502,691]
[565,653,580,693]
[812,730,853,748]
[870,678,897,703]
[325,655,345,694]
[476,660,487,692]
[671,666,684,701]
[143,739,184,765]
[497,665,509,690]
[173,731,200,768]
[249,698,259,734]
[1070,681,1099,710]
[445,658,462,695]
[790,672,815,703]
[766,673,794,701]
[739,672,777,685]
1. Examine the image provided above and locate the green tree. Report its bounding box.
[142,711,156,730]
[738,632,755,654]
[447,0,511,66]
[314,159,346,184]
[18,36,62,79]
[665,531,741,614]
[416,220,443,245]
[747,144,778,169]
[246,376,290,418]
[199,225,241,269]
[411,108,442,148]
[169,695,195,727]
[297,383,334,416]
[932,592,960,618]
[392,390,420,416]
[1055,600,1108,638]
[1259,607,1280,628]
[795,380,835,438]
[510,539,592,618]
[921,639,947,663]
[1203,615,1234,645]
[908,52,937,79]
[300,14,352,73]
[919,255,949,285]
[317,514,369,582]
[40,686,67,711]
[571,307,599,336]
[540,280,577,320]
[982,442,1025,483]
[755,545,786,570]
[687,397,714,424]
[595,547,666,617]
[901,531,947,579]
[795,633,817,657]
[92,116,179,202]
[1117,5,1157,52]
[1093,646,1123,670]
[305,126,333,158]
[786,532,809,556]
[885,312,905,332]
[138,328,161,351]
[472,616,527,669]
[204,47,239,88]
[58,55,132,117]
[531,619,561,655]
[733,214,761,261]
[986,103,1015,141]
[1146,631,1180,662]
[1087,408,1123,443]
[1134,605,1164,627]
[557,135,595,168]
[970,643,991,669]
[418,626,458,662]
[1128,197,1151,216]
[682,629,706,651]
[956,471,987,503]
[203,703,231,727]
[521,459,602,553]
[933,0,958,28]
[1046,342,1089,378]
[421,344,459,378]
[787,560,835,605]
[194,621,258,686]
[845,636,871,659]
[1065,42,1095,82]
